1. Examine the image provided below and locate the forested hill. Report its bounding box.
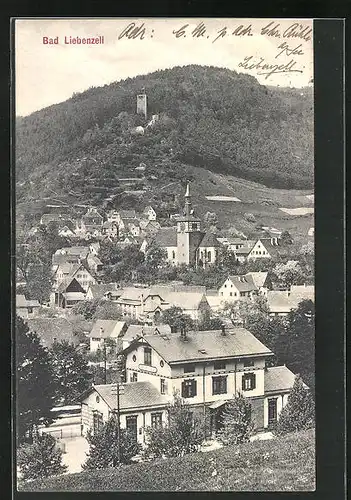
[16,65,313,209]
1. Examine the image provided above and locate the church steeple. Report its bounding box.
[184,181,192,217]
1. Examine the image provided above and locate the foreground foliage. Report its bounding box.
[217,392,254,445]
[82,417,141,470]
[17,433,67,482]
[22,429,315,491]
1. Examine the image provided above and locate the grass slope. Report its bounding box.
[22,429,315,492]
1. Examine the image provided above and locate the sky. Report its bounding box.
[15,18,313,117]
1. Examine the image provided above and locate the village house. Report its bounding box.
[51,262,97,308]
[139,220,161,237]
[16,294,40,319]
[40,213,73,227]
[81,382,169,444]
[89,242,101,256]
[101,220,119,239]
[82,207,104,228]
[121,326,299,432]
[112,210,137,227]
[115,285,211,324]
[58,225,77,238]
[85,283,123,301]
[88,319,128,352]
[218,272,271,305]
[86,254,103,274]
[54,246,90,261]
[142,206,157,221]
[267,285,314,317]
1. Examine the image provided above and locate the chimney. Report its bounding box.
[221,323,226,336]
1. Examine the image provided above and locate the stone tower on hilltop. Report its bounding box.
[176,182,204,266]
[136,87,147,119]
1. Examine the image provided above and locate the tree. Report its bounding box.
[17,433,67,482]
[144,243,167,270]
[276,299,315,391]
[272,260,305,288]
[161,306,194,333]
[145,393,204,459]
[49,340,92,405]
[275,375,315,435]
[26,261,53,303]
[71,299,101,319]
[93,301,124,320]
[198,309,223,331]
[300,241,314,256]
[16,316,57,443]
[203,211,219,231]
[280,230,293,246]
[82,417,141,469]
[217,392,254,445]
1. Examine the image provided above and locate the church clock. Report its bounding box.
[179,222,186,232]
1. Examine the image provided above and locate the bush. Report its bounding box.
[83,417,141,470]
[217,392,254,445]
[17,433,67,482]
[275,375,315,435]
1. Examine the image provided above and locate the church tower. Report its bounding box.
[176,182,204,266]
[136,87,147,119]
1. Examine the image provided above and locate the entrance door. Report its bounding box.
[126,415,138,442]
[268,398,278,426]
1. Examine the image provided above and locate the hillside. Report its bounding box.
[16,66,313,216]
[21,429,315,491]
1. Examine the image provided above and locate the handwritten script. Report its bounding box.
[117,20,312,81]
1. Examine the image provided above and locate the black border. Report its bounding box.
[0,7,346,500]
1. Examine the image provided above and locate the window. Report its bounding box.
[144,347,152,366]
[93,412,103,435]
[160,360,164,368]
[234,292,237,297]
[92,337,100,342]
[183,364,195,373]
[27,307,33,314]
[181,379,197,398]
[208,251,211,262]
[132,354,137,362]
[160,378,167,394]
[126,415,138,442]
[212,376,227,395]
[130,372,138,382]
[214,360,226,370]
[172,250,176,259]
[221,292,223,296]
[242,373,256,391]
[224,284,227,288]
[243,359,255,367]
[151,412,163,428]
[268,398,278,425]
[230,292,232,297]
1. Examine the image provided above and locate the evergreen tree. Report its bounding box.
[145,393,205,459]
[49,340,92,405]
[82,417,141,470]
[16,316,57,443]
[17,433,67,482]
[275,375,315,435]
[217,392,254,445]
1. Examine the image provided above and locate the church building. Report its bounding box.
[154,183,222,268]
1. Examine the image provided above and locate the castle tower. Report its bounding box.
[136,87,147,119]
[176,182,204,266]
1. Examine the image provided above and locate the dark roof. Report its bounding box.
[127,328,272,363]
[198,232,222,248]
[264,365,297,393]
[89,320,126,339]
[87,283,120,299]
[26,318,76,348]
[123,324,172,341]
[119,210,136,218]
[258,238,282,256]
[52,254,81,266]
[91,382,169,410]
[227,275,258,292]
[153,227,177,247]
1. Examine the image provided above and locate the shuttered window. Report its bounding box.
[242,373,256,391]
[181,379,197,398]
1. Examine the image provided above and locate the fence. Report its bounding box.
[39,424,82,440]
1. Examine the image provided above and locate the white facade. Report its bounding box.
[81,390,167,445]
[247,240,272,260]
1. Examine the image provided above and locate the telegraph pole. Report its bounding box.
[111,354,125,465]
